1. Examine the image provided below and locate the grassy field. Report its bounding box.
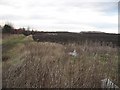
[2,34,119,88]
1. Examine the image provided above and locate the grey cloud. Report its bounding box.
[0,0,118,33]
[92,23,117,29]
[28,14,55,20]
[56,19,117,30]
[62,2,118,15]
[0,0,11,6]
[0,14,25,20]
[92,2,118,15]
[0,0,18,8]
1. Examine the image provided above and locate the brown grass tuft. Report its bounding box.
[3,40,119,88]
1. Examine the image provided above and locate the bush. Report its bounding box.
[22,31,31,36]
[2,24,14,34]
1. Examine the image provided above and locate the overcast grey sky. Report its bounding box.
[0,0,119,33]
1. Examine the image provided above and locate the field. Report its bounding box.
[2,34,119,88]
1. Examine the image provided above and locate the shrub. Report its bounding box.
[2,24,14,34]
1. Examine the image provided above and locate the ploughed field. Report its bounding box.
[32,32,119,46]
[2,33,119,88]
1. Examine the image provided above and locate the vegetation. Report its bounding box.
[1,23,119,88]
[2,24,14,33]
[2,24,30,35]
[2,34,33,61]
[2,34,119,88]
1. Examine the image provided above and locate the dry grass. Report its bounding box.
[2,35,119,88]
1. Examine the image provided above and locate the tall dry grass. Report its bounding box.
[3,41,119,88]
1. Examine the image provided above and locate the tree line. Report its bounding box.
[2,24,33,36]
[1,24,120,47]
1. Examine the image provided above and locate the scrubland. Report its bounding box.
[2,34,119,88]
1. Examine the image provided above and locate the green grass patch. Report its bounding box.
[2,34,34,65]
[2,34,29,63]
[99,54,109,62]
[2,35,25,53]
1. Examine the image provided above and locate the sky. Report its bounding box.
[0,0,119,33]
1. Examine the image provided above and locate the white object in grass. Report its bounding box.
[68,49,78,57]
[101,78,119,88]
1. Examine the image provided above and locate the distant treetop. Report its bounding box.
[2,24,14,33]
